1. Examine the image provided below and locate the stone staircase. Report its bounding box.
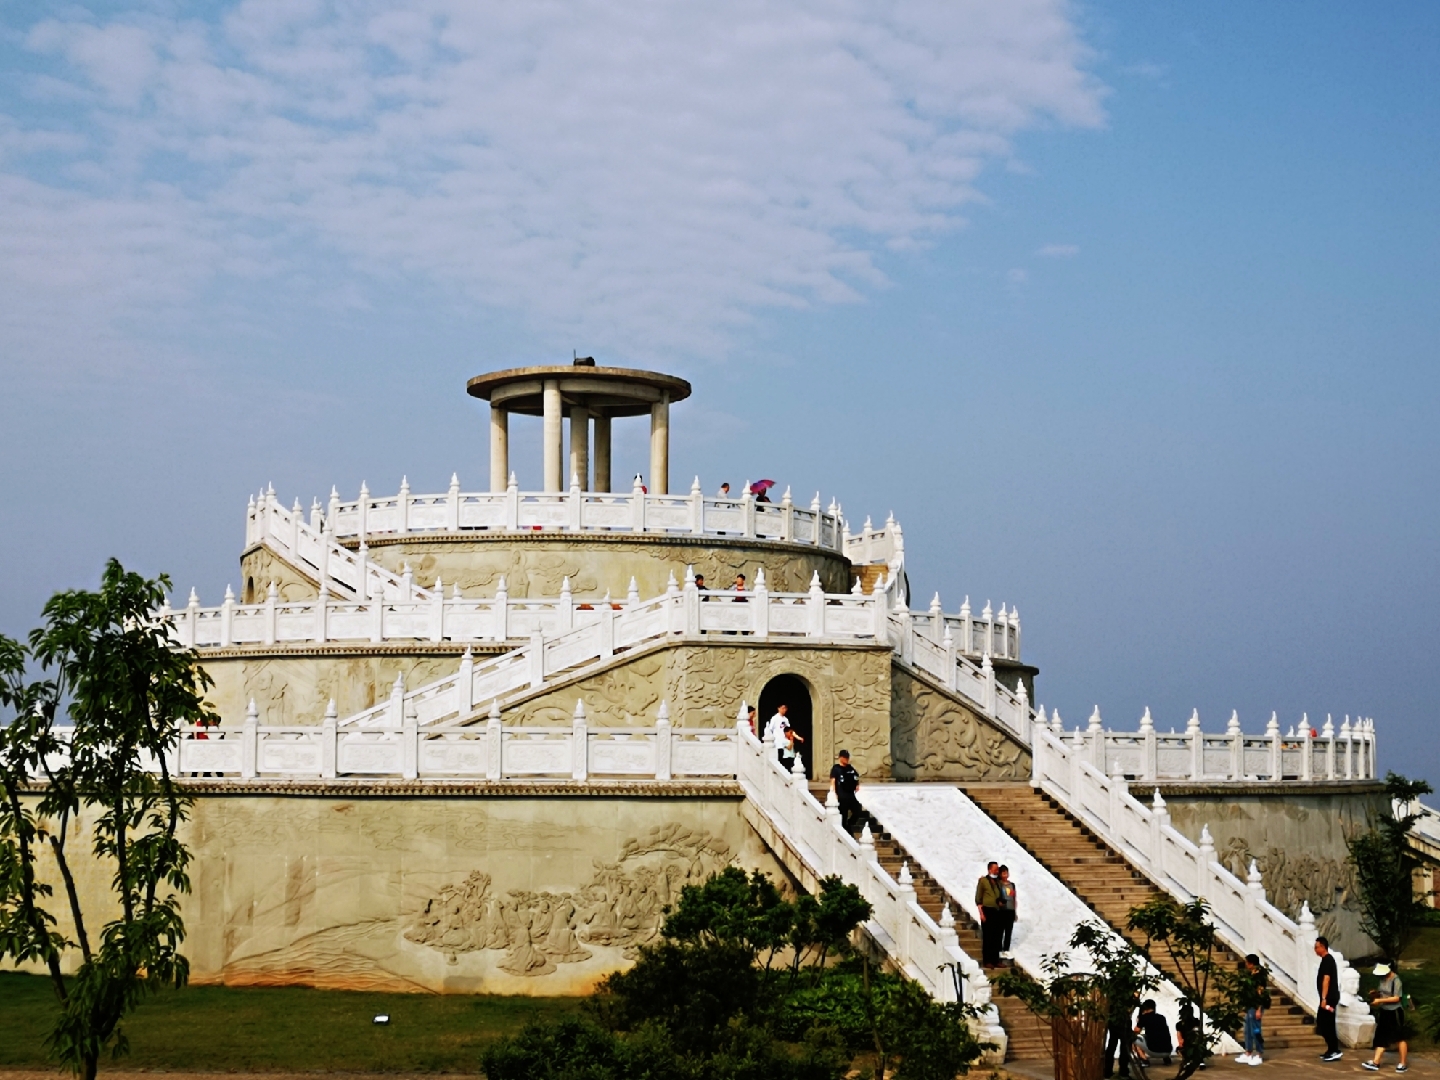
[961,784,1322,1054]
[851,564,890,595]
[856,808,1052,1062]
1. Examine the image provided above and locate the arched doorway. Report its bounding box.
[758,674,813,778]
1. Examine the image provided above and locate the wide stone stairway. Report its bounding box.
[858,809,1052,1062]
[961,783,1322,1054]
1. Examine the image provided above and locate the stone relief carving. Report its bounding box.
[403,823,733,974]
[890,670,1029,781]
[1217,837,1360,941]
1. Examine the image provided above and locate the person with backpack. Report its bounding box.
[1364,962,1409,1072]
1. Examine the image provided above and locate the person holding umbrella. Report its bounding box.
[750,479,775,503]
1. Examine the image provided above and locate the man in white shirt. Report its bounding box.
[763,704,790,766]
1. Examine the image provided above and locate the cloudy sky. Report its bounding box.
[2,3,1437,781]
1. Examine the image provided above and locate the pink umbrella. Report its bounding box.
[748,479,776,494]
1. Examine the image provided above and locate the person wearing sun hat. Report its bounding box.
[1364,962,1409,1073]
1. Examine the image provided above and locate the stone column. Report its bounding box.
[569,404,589,490]
[489,404,509,493]
[542,379,563,492]
[593,412,612,492]
[649,393,670,495]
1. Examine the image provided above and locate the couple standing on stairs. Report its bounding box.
[975,861,1017,968]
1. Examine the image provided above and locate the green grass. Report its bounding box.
[0,973,582,1072]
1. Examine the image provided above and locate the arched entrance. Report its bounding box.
[758,674,813,778]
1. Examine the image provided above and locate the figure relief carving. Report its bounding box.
[404,823,733,974]
[1217,837,1360,940]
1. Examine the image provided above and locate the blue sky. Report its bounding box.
[2,2,1437,781]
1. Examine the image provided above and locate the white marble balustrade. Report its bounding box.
[173,699,736,782]
[1031,724,1376,1046]
[252,475,848,551]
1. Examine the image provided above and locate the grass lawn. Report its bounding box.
[0,973,582,1072]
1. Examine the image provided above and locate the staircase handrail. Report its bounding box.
[733,723,1005,1048]
[1030,724,1375,1043]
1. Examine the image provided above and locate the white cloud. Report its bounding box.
[1007,268,1028,284]
[1037,243,1080,258]
[0,1,1105,371]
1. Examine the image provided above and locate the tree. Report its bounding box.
[1126,896,1243,1080]
[1348,771,1434,963]
[0,560,212,1080]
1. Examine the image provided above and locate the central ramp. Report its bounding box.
[860,783,1231,1057]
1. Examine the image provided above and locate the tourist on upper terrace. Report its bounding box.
[717,482,730,497]
[997,865,1017,958]
[829,750,862,834]
[1365,962,1409,1072]
[1315,937,1342,1061]
[975,861,1003,967]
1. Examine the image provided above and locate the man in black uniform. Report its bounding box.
[829,750,863,834]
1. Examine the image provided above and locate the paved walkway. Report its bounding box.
[997,1047,1437,1079]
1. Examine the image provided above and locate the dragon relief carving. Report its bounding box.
[403,824,733,975]
[891,672,1028,780]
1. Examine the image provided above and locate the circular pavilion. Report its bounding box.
[467,361,692,494]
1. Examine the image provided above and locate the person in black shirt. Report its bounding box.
[1315,936,1342,1060]
[829,750,863,834]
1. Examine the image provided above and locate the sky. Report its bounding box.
[1,3,1437,782]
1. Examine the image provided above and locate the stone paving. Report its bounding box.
[996,1046,1438,1079]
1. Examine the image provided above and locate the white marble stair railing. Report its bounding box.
[860,784,1237,1059]
[292,474,847,550]
[1030,722,1377,1046]
[248,485,434,602]
[733,724,1007,1060]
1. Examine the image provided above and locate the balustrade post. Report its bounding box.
[446,473,460,531]
[1341,716,1354,779]
[369,589,383,644]
[430,578,445,642]
[807,572,825,638]
[567,473,582,532]
[1030,720,1045,788]
[896,861,916,968]
[1011,606,1022,661]
[1323,715,1336,779]
[980,601,994,658]
[246,494,257,546]
[505,472,519,530]
[242,700,259,779]
[781,487,794,541]
[319,512,332,584]
[1226,711,1243,779]
[689,477,704,535]
[493,577,509,641]
[1266,713,1281,780]
[1295,902,1319,1009]
[398,476,410,536]
[1069,727,1084,805]
[1087,706,1105,772]
[321,700,338,779]
[1244,860,1265,954]
[1300,715,1314,781]
[872,573,889,640]
[327,485,340,527]
[1188,710,1203,780]
[1140,708,1157,783]
[486,701,503,780]
[599,603,615,659]
[221,585,235,648]
[1015,678,1030,745]
[684,567,701,636]
[1107,760,1128,834]
[358,482,369,543]
[356,541,370,601]
[289,497,301,555]
[315,584,329,643]
[1150,789,1169,872]
[559,576,574,632]
[387,674,405,729]
[184,588,200,648]
[655,701,672,780]
[960,597,972,655]
[752,569,769,639]
[529,633,546,688]
[571,700,588,781]
[458,647,474,715]
[664,572,682,634]
[742,487,756,538]
[1198,824,1217,905]
[631,475,647,532]
[810,492,822,547]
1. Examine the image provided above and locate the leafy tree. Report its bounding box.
[0,560,212,1080]
[1126,897,1243,1080]
[1348,771,1434,962]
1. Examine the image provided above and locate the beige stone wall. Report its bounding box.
[200,647,486,726]
[503,642,893,779]
[889,667,1030,781]
[9,790,787,995]
[239,546,322,602]
[354,534,852,599]
[1160,786,1385,958]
